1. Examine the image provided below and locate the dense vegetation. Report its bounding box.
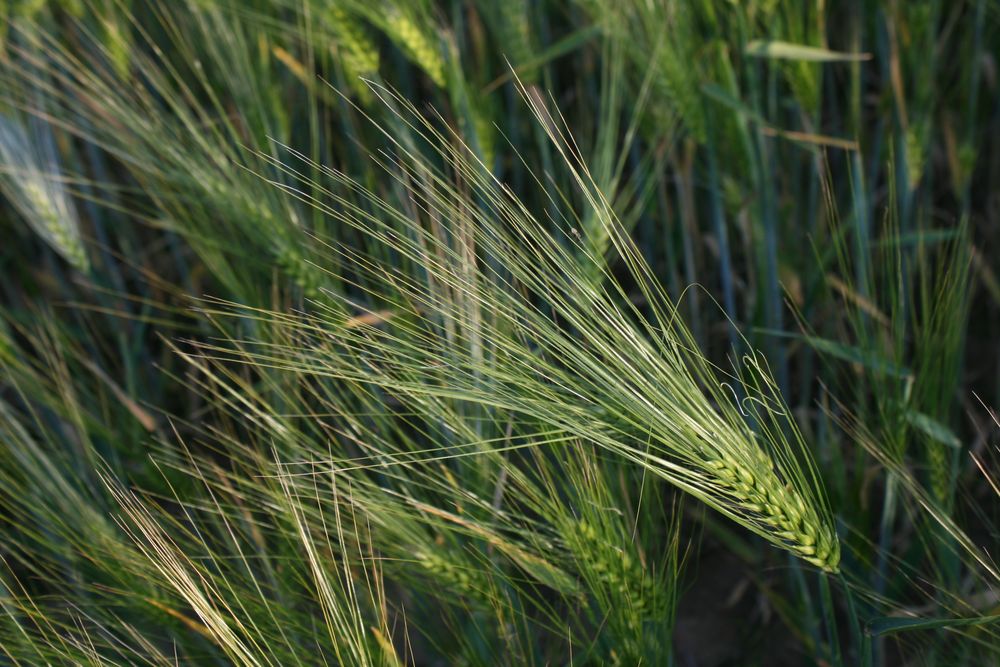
[1,1,998,665]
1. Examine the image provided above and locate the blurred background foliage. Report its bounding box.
[0,0,999,665]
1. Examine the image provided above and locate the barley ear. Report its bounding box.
[327,5,380,103]
[381,6,446,87]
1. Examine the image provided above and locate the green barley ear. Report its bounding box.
[925,440,951,507]
[516,80,839,570]
[479,0,535,85]
[0,319,11,361]
[325,4,380,103]
[904,117,929,190]
[379,3,446,87]
[87,0,134,79]
[13,0,47,21]
[691,349,841,573]
[275,245,321,298]
[414,545,490,597]
[0,116,88,272]
[559,516,673,655]
[472,103,496,168]
[101,10,131,78]
[222,82,840,573]
[587,0,705,142]
[0,0,7,56]
[651,38,705,142]
[702,438,839,571]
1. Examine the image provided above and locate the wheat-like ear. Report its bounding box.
[0,116,88,272]
[509,76,839,571]
[203,80,842,573]
[703,441,839,570]
[325,5,380,102]
[378,4,446,87]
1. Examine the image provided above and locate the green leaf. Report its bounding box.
[757,330,911,378]
[905,411,961,449]
[702,84,857,150]
[745,40,871,63]
[502,545,580,596]
[867,614,1000,637]
[875,229,963,247]
[701,83,767,125]
[484,26,601,92]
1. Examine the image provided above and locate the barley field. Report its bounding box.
[1,1,998,665]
